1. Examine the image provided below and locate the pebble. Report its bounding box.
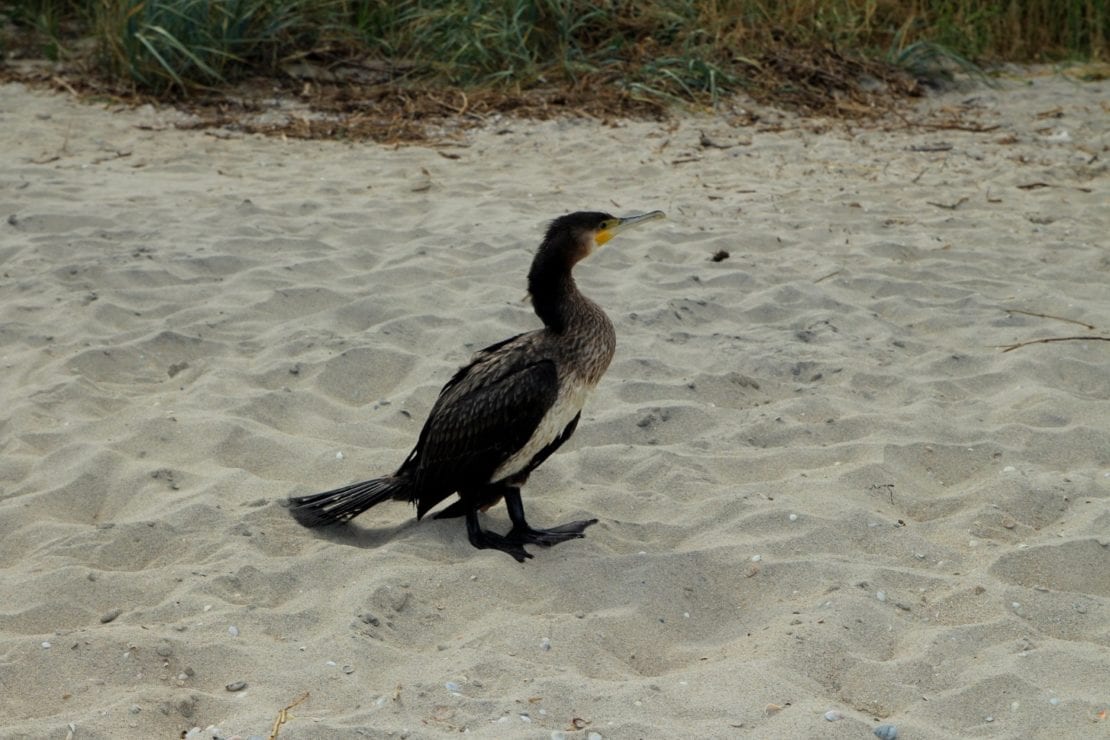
[156,643,173,658]
[751,554,762,562]
[587,733,602,740]
[228,626,239,637]
[226,681,247,692]
[445,681,461,693]
[873,724,898,740]
[342,665,354,674]
[540,637,551,651]
[824,709,844,721]
[129,704,141,714]
[876,591,887,602]
[1050,697,1060,706]
[788,513,798,522]
[41,641,52,649]
[100,609,122,624]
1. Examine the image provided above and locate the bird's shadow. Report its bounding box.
[283,505,469,553]
[304,519,417,550]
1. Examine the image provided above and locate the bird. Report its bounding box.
[287,209,665,561]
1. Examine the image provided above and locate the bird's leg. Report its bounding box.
[503,486,598,547]
[465,509,532,562]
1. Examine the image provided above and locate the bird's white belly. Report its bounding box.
[491,382,591,482]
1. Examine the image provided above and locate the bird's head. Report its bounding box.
[540,210,666,267]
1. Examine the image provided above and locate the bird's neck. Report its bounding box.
[530,269,581,334]
[528,258,616,384]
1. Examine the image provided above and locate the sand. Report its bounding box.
[1,70,1107,739]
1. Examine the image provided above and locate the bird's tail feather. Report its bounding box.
[288,476,408,527]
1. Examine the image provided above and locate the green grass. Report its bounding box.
[1,0,1107,97]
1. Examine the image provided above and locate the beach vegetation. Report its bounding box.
[1,0,1106,101]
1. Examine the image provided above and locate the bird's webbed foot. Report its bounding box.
[503,486,597,548]
[507,518,598,547]
[465,511,532,562]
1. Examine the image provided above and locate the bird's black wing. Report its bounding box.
[397,334,559,518]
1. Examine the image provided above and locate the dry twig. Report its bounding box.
[998,336,1110,352]
[1003,309,1097,331]
[269,691,310,739]
[926,197,968,210]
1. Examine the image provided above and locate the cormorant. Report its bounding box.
[288,210,665,561]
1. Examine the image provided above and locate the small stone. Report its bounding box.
[226,681,247,692]
[156,643,173,658]
[342,665,354,674]
[129,705,142,714]
[41,641,52,649]
[540,637,551,651]
[100,609,122,624]
[788,513,798,522]
[824,709,844,721]
[445,681,461,693]
[227,626,239,637]
[1049,697,1060,706]
[876,591,887,602]
[873,723,899,740]
[751,554,762,562]
[764,703,782,716]
[587,733,603,740]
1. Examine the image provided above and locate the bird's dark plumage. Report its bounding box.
[288,209,664,561]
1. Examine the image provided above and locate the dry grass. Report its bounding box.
[1,0,1105,141]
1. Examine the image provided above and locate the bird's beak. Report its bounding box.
[596,210,666,246]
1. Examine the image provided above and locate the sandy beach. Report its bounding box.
[1,70,1108,739]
